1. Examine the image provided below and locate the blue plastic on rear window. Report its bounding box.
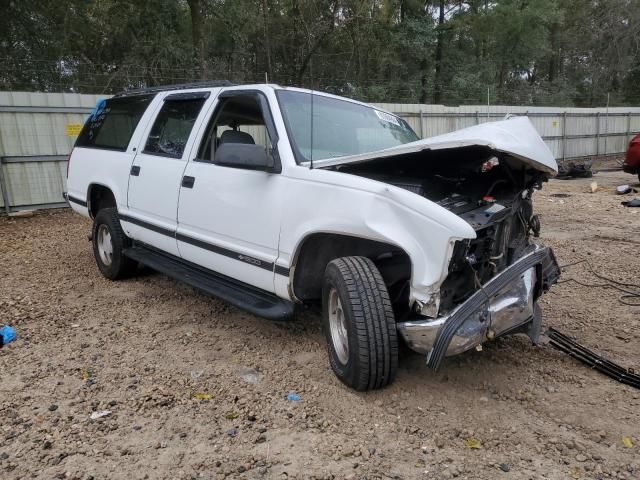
[76,94,154,151]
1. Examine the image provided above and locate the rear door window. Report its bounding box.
[143,93,208,158]
[76,95,154,151]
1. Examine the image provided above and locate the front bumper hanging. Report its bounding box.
[397,245,560,371]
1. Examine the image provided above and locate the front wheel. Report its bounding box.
[322,256,398,391]
[92,208,137,280]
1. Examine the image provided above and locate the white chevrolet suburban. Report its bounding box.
[66,81,560,391]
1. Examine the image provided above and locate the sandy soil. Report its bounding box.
[1,170,639,480]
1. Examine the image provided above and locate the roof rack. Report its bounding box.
[113,80,235,98]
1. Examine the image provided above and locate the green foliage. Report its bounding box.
[0,0,638,106]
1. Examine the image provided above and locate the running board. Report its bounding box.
[123,245,295,321]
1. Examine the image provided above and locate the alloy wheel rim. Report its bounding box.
[97,224,114,267]
[328,287,349,364]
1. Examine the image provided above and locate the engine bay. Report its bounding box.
[333,146,548,314]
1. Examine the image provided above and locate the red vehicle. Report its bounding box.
[623,133,640,182]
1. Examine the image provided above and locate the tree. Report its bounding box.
[1,0,639,107]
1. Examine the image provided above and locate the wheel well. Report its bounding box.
[88,184,116,218]
[292,233,412,309]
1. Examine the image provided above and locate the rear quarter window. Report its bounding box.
[76,95,155,151]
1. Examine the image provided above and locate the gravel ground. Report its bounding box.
[1,170,639,480]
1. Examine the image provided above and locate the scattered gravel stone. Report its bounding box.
[1,194,637,479]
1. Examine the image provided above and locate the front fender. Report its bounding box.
[278,169,476,309]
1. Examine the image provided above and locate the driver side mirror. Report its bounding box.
[214,143,276,172]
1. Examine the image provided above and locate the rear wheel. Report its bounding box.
[92,207,137,280]
[322,256,398,391]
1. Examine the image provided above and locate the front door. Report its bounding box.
[176,91,284,293]
[125,92,210,256]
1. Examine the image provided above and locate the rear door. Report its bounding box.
[124,91,210,256]
[176,90,285,293]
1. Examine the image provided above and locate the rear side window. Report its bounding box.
[76,95,154,151]
[143,95,207,158]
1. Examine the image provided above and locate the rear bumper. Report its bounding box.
[397,245,560,370]
[622,162,639,174]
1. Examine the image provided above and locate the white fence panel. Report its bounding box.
[0,92,101,212]
[0,92,639,213]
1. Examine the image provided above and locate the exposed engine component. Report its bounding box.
[338,148,548,316]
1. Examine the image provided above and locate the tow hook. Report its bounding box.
[87,233,93,242]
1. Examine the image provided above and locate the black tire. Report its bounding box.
[91,207,137,280]
[322,256,398,391]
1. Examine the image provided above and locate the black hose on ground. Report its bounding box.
[556,259,640,306]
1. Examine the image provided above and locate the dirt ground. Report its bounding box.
[1,170,639,480]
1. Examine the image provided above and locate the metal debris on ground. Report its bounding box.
[556,162,593,180]
[621,198,640,207]
[547,328,640,390]
[616,185,637,195]
[89,410,112,420]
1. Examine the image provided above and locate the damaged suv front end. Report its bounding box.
[399,244,559,369]
[318,116,561,369]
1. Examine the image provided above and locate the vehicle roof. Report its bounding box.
[273,85,390,113]
[113,80,236,97]
[112,81,396,116]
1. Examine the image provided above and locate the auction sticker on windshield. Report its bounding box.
[375,110,401,127]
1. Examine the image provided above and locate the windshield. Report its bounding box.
[276,90,419,163]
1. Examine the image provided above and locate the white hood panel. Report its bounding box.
[316,116,558,175]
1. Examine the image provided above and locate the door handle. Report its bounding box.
[182,176,195,188]
[130,165,141,176]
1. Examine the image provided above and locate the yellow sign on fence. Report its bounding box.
[65,123,83,137]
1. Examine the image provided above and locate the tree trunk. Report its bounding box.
[433,0,445,104]
[261,0,273,82]
[296,39,323,85]
[187,0,205,80]
[548,21,560,82]
[420,57,429,103]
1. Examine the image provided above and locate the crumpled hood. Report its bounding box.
[316,116,558,175]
